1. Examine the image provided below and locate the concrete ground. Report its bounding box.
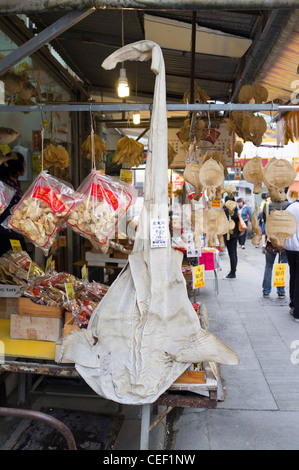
[1,240,299,451]
[172,240,299,450]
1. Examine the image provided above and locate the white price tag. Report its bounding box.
[150,218,168,248]
[186,232,201,258]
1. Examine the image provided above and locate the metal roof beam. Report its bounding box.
[0,9,95,75]
[0,103,297,112]
[0,1,298,14]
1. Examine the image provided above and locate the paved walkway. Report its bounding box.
[172,241,299,450]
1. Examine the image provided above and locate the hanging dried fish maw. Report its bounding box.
[224,184,236,198]
[243,156,264,194]
[225,199,237,216]
[183,162,203,201]
[265,210,297,250]
[251,203,262,246]
[252,82,268,104]
[233,141,243,158]
[203,207,229,237]
[61,40,238,406]
[191,208,204,248]
[264,158,296,190]
[203,151,228,175]
[238,84,253,104]
[199,159,224,201]
[2,72,24,94]
[81,134,107,162]
[248,115,267,147]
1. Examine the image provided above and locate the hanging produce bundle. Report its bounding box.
[179,117,205,147]
[181,85,210,104]
[226,82,268,146]
[67,170,136,253]
[8,171,76,254]
[43,142,70,169]
[0,181,15,215]
[81,133,107,162]
[113,136,144,168]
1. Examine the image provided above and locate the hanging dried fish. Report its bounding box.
[243,156,264,194]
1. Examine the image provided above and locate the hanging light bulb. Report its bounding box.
[133,111,140,125]
[117,11,130,98]
[117,68,130,98]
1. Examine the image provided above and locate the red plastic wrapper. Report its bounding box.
[8,171,77,255]
[67,170,136,253]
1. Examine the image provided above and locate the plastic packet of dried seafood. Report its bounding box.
[0,181,15,215]
[7,170,77,255]
[67,170,136,252]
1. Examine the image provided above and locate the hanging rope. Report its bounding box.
[89,104,96,171]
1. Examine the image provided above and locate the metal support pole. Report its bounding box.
[140,404,151,450]
[0,9,95,75]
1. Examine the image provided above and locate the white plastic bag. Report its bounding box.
[0,181,15,215]
[68,170,136,252]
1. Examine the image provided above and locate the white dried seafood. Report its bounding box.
[243,156,264,194]
[8,171,75,254]
[265,209,297,250]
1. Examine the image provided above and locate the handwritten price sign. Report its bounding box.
[150,218,168,248]
[192,265,205,289]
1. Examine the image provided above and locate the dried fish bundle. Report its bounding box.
[264,158,296,190]
[265,209,297,250]
[243,156,264,194]
[113,136,144,168]
[43,143,69,169]
[180,117,205,146]
[234,141,243,158]
[251,203,262,246]
[224,184,236,198]
[81,134,107,162]
[203,151,228,175]
[0,127,18,145]
[183,162,203,200]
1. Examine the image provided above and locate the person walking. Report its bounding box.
[237,198,252,249]
[262,194,288,299]
[0,151,26,256]
[223,196,239,279]
[285,199,299,322]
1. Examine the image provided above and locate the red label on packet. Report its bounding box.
[32,186,66,213]
[90,183,124,210]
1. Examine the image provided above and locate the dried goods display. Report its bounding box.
[113,136,144,168]
[67,170,135,253]
[81,133,107,162]
[224,184,236,198]
[263,157,296,193]
[0,250,44,285]
[43,143,70,169]
[233,141,243,158]
[203,206,230,247]
[179,116,205,147]
[251,203,262,246]
[265,209,297,250]
[61,40,238,405]
[8,171,76,254]
[243,156,264,194]
[203,151,228,175]
[168,143,177,166]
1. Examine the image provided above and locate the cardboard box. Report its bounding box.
[174,370,205,384]
[10,313,63,342]
[0,297,19,319]
[18,297,63,318]
[0,284,26,298]
[63,311,80,337]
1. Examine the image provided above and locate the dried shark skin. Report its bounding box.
[61,41,238,405]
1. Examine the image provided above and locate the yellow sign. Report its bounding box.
[81,264,88,281]
[28,261,36,280]
[10,239,22,251]
[65,282,75,302]
[273,263,286,287]
[120,169,133,184]
[51,260,55,272]
[212,199,221,207]
[52,239,57,251]
[193,265,205,289]
[59,236,66,247]
[45,255,52,272]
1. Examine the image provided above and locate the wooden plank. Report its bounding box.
[18,298,63,318]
